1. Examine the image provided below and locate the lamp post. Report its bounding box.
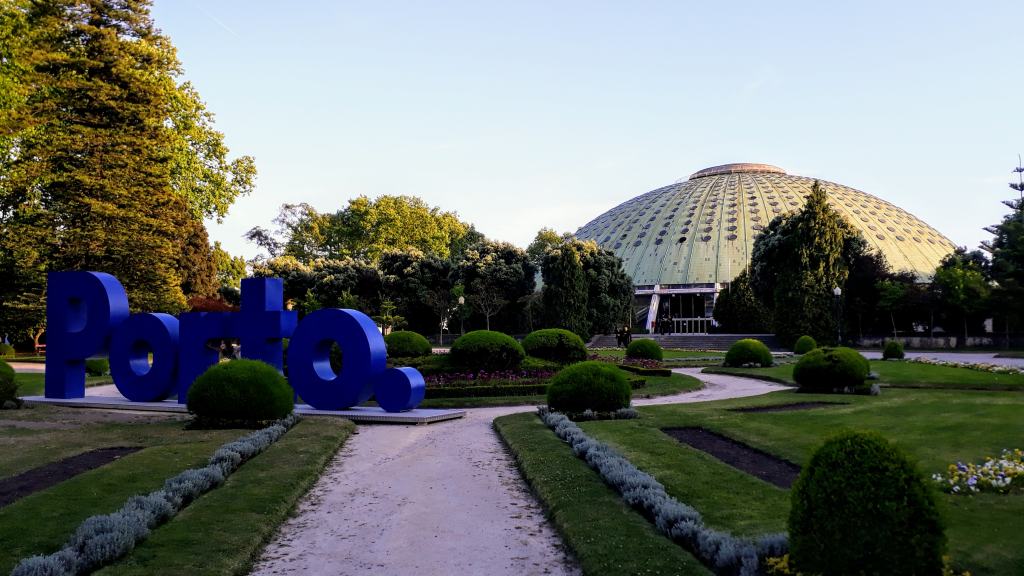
[832,286,842,345]
[457,295,465,336]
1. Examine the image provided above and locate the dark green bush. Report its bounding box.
[0,359,20,408]
[0,343,14,358]
[449,330,525,372]
[385,331,432,358]
[85,358,109,377]
[521,329,587,364]
[793,346,870,392]
[187,359,294,426]
[547,361,631,413]
[625,339,663,361]
[723,338,773,367]
[617,364,673,377]
[789,431,946,575]
[883,339,905,360]
[793,335,817,355]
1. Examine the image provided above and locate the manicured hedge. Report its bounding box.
[0,359,19,408]
[724,338,773,367]
[617,364,673,378]
[883,339,905,360]
[626,339,663,361]
[521,329,587,364]
[789,431,945,575]
[384,331,432,358]
[85,358,109,377]
[187,359,294,426]
[793,335,816,355]
[0,343,14,358]
[547,361,631,413]
[426,383,551,398]
[792,347,870,393]
[449,330,525,372]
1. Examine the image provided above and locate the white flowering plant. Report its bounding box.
[932,449,1024,495]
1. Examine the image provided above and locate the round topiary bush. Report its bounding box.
[85,358,109,377]
[547,361,632,413]
[793,346,870,392]
[385,331,432,358]
[187,359,294,426]
[793,335,817,355]
[449,330,525,372]
[0,343,14,358]
[522,329,587,364]
[883,339,905,360]
[723,338,773,367]
[626,339,663,361]
[0,359,20,409]
[789,431,946,575]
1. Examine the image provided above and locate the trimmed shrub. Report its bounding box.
[789,431,945,575]
[521,328,587,364]
[724,338,773,367]
[883,339,905,360]
[0,359,20,409]
[385,331,432,358]
[547,361,631,413]
[85,358,110,377]
[449,330,525,372]
[792,347,870,392]
[793,335,816,355]
[617,364,673,377]
[0,343,15,358]
[187,359,294,426]
[626,339,663,361]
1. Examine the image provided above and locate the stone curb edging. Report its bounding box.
[11,414,300,576]
[538,408,787,576]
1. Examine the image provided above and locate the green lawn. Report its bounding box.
[0,407,352,575]
[495,412,711,576]
[14,371,112,397]
[418,372,703,408]
[704,360,1024,390]
[578,389,1024,576]
[590,348,725,359]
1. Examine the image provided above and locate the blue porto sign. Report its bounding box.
[45,272,425,412]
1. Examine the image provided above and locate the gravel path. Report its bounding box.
[250,369,785,576]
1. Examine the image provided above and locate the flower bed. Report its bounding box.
[932,449,1024,494]
[906,357,1024,376]
[538,408,787,575]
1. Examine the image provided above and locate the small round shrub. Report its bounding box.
[793,335,817,355]
[0,359,20,408]
[547,361,631,413]
[0,343,14,358]
[449,330,525,372]
[883,339,905,360]
[85,358,109,377]
[723,338,773,367]
[385,331,432,358]
[793,347,870,392]
[626,339,663,361]
[522,329,587,364]
[789,431,945,575]
[187,359,294,425]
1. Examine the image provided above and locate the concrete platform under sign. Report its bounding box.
[21,395,465,425]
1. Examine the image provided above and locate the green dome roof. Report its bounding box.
[575,163,956,287]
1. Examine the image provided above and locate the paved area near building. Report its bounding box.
[860,351,1024,368]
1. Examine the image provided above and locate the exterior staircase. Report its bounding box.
[588,333,783,351]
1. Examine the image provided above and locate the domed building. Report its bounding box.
[574,163,956,333]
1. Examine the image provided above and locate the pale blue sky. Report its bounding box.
[151,1,1024,260]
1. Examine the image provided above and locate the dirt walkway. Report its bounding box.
[250,369,784,576]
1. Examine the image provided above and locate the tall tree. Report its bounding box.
[713,270,773,333]
[578,241,634,335]
[212,241,247,289]
[983,161,1024,343]
[750,181,860,345]
[541,242,589,338]
[932,248,991,347]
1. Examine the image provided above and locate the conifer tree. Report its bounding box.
[542,242,590,338]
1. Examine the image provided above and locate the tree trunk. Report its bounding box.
[963,317,969,349]
[890,312,897,340]
[485,314,491,331]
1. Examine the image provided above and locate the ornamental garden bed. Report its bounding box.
[661,427,800,489]
[0,447,141,508]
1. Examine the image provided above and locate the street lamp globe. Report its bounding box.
[832,286,842,297]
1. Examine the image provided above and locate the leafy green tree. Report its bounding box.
[212,242,247,289]
[379,249,454,336]
[526,227,571,267]
[750,181,860,345]
[541,242,590,338]
[712,270,772,333]
[456,240,535,333]
[579,242,633,335]
[932,249,991,347]
[983,163,1024,342]
[876,279,909,339]
[248,196,470,263]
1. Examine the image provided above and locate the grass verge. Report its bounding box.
[704,360,1024,390]
[494,412,710,576]
[580,388,1024,576]
[97,417,353,576]
[418,373,703,408]
[14,372,112,396]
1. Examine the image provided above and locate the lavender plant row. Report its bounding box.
[538,408,787,575]
[11,414,300,576]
